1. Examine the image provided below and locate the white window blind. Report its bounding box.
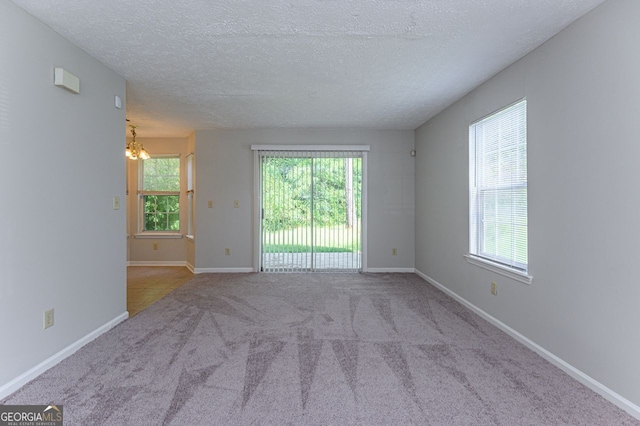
[470,99,527,272]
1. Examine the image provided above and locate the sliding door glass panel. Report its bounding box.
[260,151,362,272]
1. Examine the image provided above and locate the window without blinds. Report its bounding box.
[186,153,194,237]
[469,99,527,272]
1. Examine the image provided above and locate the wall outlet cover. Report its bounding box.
[44,309,54,329]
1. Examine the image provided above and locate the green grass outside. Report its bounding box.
[263,244,350,253]
[262,224,361,253]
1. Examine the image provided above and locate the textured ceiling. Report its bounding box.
[11,0,606,137]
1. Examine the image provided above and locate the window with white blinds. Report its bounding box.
[469,99,527,272]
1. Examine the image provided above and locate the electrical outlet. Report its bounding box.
[153,243,158,250]
[44,309,54,329]
[208,200,213,208]
[491,282,498,296]
[392,248,397,256]
[225,248,231,256]
[234,200,239,208]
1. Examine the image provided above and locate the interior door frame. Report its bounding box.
[251,145,369,273]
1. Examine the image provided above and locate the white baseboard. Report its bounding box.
[186,262,195,273]
[127,261,188,267]
[0,312,129,400]
[414,269,640,420]
[193,267,254,274]
[366,268,415,273]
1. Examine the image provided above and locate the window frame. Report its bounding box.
[467,99,532,284]
[137,154,182,235]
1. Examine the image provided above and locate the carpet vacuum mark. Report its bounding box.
[3,273,638,425]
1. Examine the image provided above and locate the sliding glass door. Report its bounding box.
[257,149,364,272]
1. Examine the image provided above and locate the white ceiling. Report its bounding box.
[12,0,605,137]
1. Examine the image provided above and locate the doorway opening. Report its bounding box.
[253,146,368,272]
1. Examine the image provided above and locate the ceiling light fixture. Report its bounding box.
[125,124,150,160]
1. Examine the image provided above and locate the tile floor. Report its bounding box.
[126,266,194,316]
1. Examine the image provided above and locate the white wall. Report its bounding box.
[127,137,189,264]
[194,129,415,271]
[415,0,640,409]
[0,1,126,389]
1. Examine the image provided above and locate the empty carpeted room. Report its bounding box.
[1,0,639,424]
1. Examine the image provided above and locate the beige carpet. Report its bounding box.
[3,273,637,425]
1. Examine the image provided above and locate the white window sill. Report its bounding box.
[134,233,183,239]
[464,254,533,285]
[185,235,195,241]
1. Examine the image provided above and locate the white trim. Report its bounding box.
[464,254,532,284]
[134,233,183,239]
[251,144,370,152]
[186,262,195,273]
[192,267,254,274]
[414,269,640,421]
[471,97,527,126]
[366,268,415,273]
[0,312,128,400]
[185,234,194,241]
[127,261,188,267]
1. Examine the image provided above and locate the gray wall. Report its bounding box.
[194,129,415,271]
[415,0,640,407]
[0,1,126,387]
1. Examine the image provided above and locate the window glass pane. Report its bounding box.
[187,193,194,235]
[167,195,179,212]
[145,213,157,231]
[143,195,180,231]
[470,99,527,270]
[168,213,180,231]
[144,195,158,211]
[143,158,180,191]
[186,153,194,192]
[156,213,168,230]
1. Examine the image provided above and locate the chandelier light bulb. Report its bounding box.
[126,123,150,161]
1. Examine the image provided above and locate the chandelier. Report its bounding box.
[125,124,150,160]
